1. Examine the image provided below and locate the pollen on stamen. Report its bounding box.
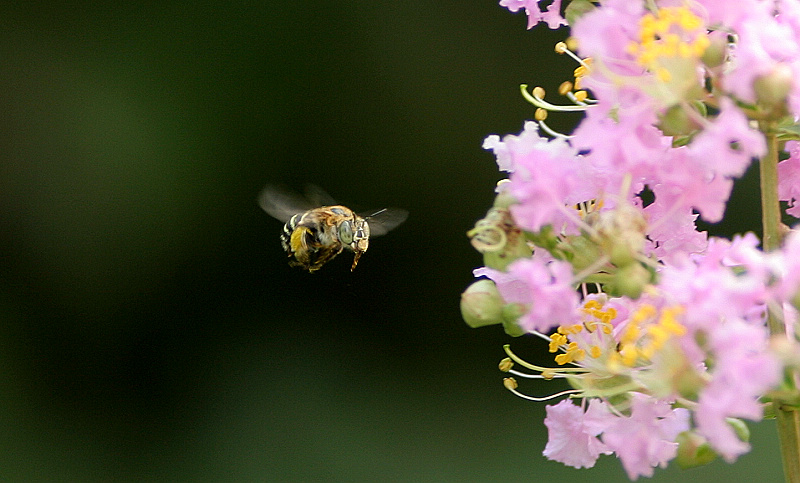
[503,377,519,390]
[627,6,709,83]
[549,333,568,352]
[554,342,585,365]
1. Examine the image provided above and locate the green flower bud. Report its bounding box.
[564,0,596,25]
[501,303,527,337]
[493,181,517,209]
[701,31,728,69]
[754,63,793,114]
[658,104,702,137]
[727,418,750,443]
[607,263,651,299]
[460,280,505,328]
[676,431,717,469]
[592,204,647,268]
[468,206,532,271]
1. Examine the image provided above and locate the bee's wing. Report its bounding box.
[365,208,408,237]
[258,184,318,222]
[303,184,338,207]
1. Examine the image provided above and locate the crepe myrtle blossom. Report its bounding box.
[779,141,800,218]
[500,0,566,30]
[461,0,800,479]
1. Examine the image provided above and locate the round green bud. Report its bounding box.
[501,303,527,337]
[608,263,651,299]
[754,63,793,113]
[460,279,505,328]
[701,31,728,69]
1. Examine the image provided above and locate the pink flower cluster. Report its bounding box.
[469,0,800,478]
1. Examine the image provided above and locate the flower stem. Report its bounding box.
[760,122,800,483]
[760,123,782,253]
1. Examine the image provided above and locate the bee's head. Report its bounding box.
[338,217,370,253]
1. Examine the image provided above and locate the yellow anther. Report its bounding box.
[583,300,602,311]
[590,345,602,358]
[565,37,579,51]
[549,333,568,352]
[541,369,556,380]
[535,108,548,121]
[554,342,584,365]
[620,344,639,366]
[574,90,588,102]
[632,304,656,323]
[503,377,519,390]
[555,41,568,54]
[532,86,546,98]
[558,81,574,96]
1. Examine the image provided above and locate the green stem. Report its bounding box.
[760,124,782,253]
[760,122,800,483]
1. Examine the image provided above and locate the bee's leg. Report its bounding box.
[350,251,363,271]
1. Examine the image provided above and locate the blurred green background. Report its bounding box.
[0,1,782,481]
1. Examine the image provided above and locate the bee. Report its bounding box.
[259,185,407,272]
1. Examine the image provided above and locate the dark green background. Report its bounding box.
[0,2,782,481]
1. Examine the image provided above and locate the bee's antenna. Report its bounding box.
[366,208,387,219]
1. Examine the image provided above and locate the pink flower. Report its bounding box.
[698,0,762,28]
[768,229,800,308]
[503,132,590,233]
[658,236,768,332]
[571,106,668,199]
[778,141,800,217]
[695,320,780,461]
[687,99,766,179]
[721,5,800,109]
[474,258,578,333]
[542,399,612,468]
[643,195,709,266]
[499,0,566,30]
[571,0,645,72]
[600,394,690,479]
[649,147,734,224]
[482,121,544,173]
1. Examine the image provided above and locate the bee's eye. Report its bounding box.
[338,221,354,244]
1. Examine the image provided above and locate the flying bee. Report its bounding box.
[258,185,407,272]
